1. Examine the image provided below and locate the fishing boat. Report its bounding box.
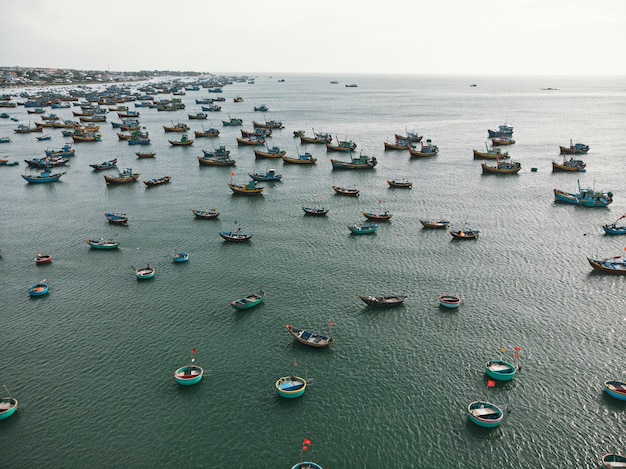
[601,453,626,468]
[84,238,120,249]
[604,380,626,400]
[249,169,282,182]
[395,130,422,143]
[242,127,272,139]
[358,294,407,307]
[481,160,522,174]
[163,122,189,132]
[300,131,332,144]
[560,139,589,155]
[0,387,18,420]
[254,145,285,159]
[168,134,193,146]
[14,123,43,133]
[135,151,156,159]
[194,127,220,138]
[229,290,265,310]
[467,401,504,428]
[188,111,208,120]
[602,215,626,235]
[326,137,357,152]
[144,176,171,187]
[473,145,509,160]
[219,228,253,242]
[293,129,305,137]
[21,168,66,183]
[90,158,117,170]
[554,180,613,207]
[191,208,220,219]
[362,209,392,222]
[587,255,626,275]
[233,96,244,103]
[104,212,128,225]
[36,133,52,141]
[174,348,203,386]
[198,154,236,166]
[25,156,68,168]
[409,139,439,157]
[449,228,480,239]
[0,159,18,166]
[172,251,189,263]
[253,104,269,112]
[348,222,379,235]
[222,115,243,126]
[0,137,11,143]
[331,152,377,170]
[491,137,515,146]
[237,136,265,146]
[302,206,329,216]
[420,219,450,229]
[384,138,411,151]
[202,146,231,158]
[132,264,155,280]
[253,119,283,129]
[438,294,461,308]
[276,375,307,399]
[283,151,317,164]
[486,360,516,381]
[227,180,265,195]
[35,250,52,265]
[487,124,514,138]
[332,185,360,197]
[104,166,140,185]
[552,155,586,172]
[71,131,101,143]
[387,178,412,188]
[285,324,334,348]
[28,280,49,297]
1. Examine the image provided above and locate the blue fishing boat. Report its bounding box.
[602,215,626,235]
[174,348,203,386]
[249,169,282,182]
[21,168,66,183]
[229,290,265,310]
[467,401,503,428]
[276,375,307,399]
[0,137,11,143]
[36,134,51,141]
[104,212,128,225]
[45,143,75,157]
[486,360,516,381]
[553,180,613,207]
[348,223,378,235]
[172,251,189,263]
[603,380,626,401]
[0,387,18,420]
[28,280,49,297]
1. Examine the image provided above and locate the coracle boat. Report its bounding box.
[438,294,461,308]
[104,212,128,225]
[219,228,253,242]
[172,251,189,263]
[486,360,516,381]
[420,219,450,229]
[104,166,140,185]
[348,223,378,235]
[249,169,282,182]
[229,290,265,310]
[28,280,49,297]
[228,180,265,195]
[491,137,515,146]
[560,139,589,155]
[21,168,66,183]
[132,264,155,280]
[409,139,439,157]
[331,152,377,170]
[0,393,18,421]
[135,151,156,159]
[553,180,612,207]
[601,453,626,468]
[387,178,412,188]
[467,401,504,428]
[90,158,117,170]
[144,176,171,187]
[326,137,357,152]
[587,255,626,275]
[168,134,193,146]
[283,151,317,164]
[473,146,509,160]
[332,185,360,197]
[362,210,392,222]
[358,294,407,308]
[35,250,52,265]
[285,324,334,348]
[84,238,120,249]
[191,208,220,219]
[552,155,586,172]
[602,215,626,235]
[174,348,203,386]
[450,228,479,239]
[603,380,626,401]
[481,160,522,174]
[292,463,323,469]
[276,375,307,399]
[254,145,285,159]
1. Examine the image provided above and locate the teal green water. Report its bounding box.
[1,74,626,468]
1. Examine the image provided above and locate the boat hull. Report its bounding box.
[604,380,626,401]
[28,283,49,297]
[438,295,461,308]
[276,376,307,398]
[174,366,203,385]
[0,397,18,420]
[467,401,503,428]
[485,360,516,381]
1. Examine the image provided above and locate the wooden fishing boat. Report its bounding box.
[28,280,49,297]
[384,138,410,151]
[552,155,586,172]
[327,138,357,152]
[90,159,117,170]
[233,96,244,103]
[222,115,243,126]
[348,223,378,234]
[227,180,265,195]
[467,401,503,428]
[603,380,626,401]
[331,152,377,169]
[253,104,269,112]
[35,250,52,265]
[387,178,412,188]
[174,349,203,385]
[283,151,317,164]
[602,215,626,235]
[25,156,69,168]
[253,119,283,129]
[21,168,66,183]
[0,137,11,143]
[84,238,120,249]
[395,130,422,143]
[486,360,516,381]
[473,146,509,160]
[249,169,282,182]
[254,146,285,159]
[601,453,626,468]
[420,219,450,229]
[135,151,156,159]
[104,167,140,185]
[229,290,265,310]
[332,185,360,197]
[191,208,220,219]
[202,146,231,158]
[36,134,52,141]
[14,123,43,133]
[302,206,329,216]
[409,139,439,158]
[449,229,479,239]
[172,251,189,263]
[481,160,522,174]
[438,294,461,308]
[491,137,515,146]
[188,111,208,120]
[293,129,305,137]
[163,122,189,132]
[487,124,514,138]
[198,154,236,166]
[358,294,407,307]
[285,324,334,348]
[104,212,128,225]
[300,131,332,144]
[242,127,272,139]
[0,159,18,166]
[168,134,193,146]
[276,375,307,398]
[362,210,392,222]
[554,180,612,207]
[144,176,171,187]
[194,128,220,138]
[219,228,253,242]
[133,264,155,280]
[587,255,626,275]
[560,139,589,155]
[71,132,101,143]
[237,136,265,146]
[0,394,18,420]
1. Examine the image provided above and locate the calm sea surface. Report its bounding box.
[1,74,626,468]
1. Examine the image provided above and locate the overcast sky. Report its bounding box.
[1,0,625,76]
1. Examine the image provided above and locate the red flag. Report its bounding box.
[303,439,311,446]
[293,358,298,367]
[487,380,496,388]
[191,348,197,354]
[328,321,335,327]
